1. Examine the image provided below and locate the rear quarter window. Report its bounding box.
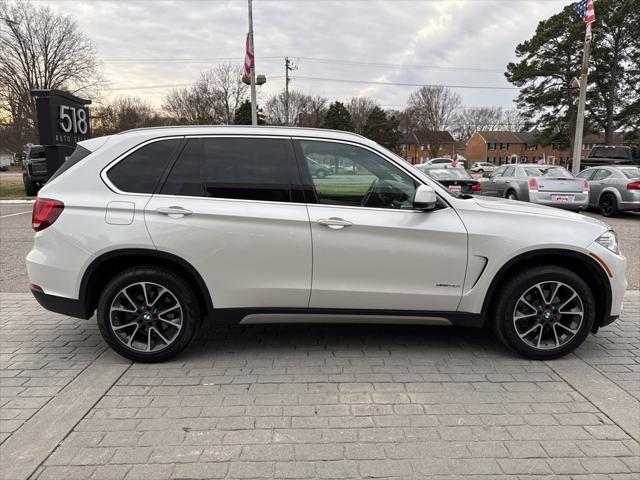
[48,145,92,182]
[107,139,181,193]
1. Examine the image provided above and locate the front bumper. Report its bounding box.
[587,240,627,320]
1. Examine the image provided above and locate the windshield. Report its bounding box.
[524,166,572,178]
[620,167,640,179]
[427,168,472,180]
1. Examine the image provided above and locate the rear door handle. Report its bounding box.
[156,206,193,217]
[317,217,353,229]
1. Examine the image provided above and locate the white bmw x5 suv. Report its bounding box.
[27,126,627,362]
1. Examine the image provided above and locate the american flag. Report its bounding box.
[243,34,254,78]
[575,0,596,24]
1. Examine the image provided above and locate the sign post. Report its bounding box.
[30,89,92,177]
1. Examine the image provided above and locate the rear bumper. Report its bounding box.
[529,191,588,210]
[30,286,90,319]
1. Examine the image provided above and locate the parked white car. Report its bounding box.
[28,126,626,362]
[470,162,497,173]
[421,157,464,168]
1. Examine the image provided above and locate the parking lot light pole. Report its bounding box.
[247,0,257,126]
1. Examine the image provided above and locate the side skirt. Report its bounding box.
[208,308,485,328]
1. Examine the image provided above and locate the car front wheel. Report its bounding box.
[97,267,201,362]
[493,266,595,359]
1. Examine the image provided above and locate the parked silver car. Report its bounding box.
[481,164,589,211]
[576,166,640,217]
[470,161,497,173]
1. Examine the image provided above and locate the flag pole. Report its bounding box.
[571,23,592,175]
[248,0,257,126]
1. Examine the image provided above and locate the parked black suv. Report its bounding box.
[22,145,48,196]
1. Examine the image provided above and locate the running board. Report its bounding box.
[239,313,452,326]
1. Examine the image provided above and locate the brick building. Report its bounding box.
[397,130,456,164]
[465,131,640,167]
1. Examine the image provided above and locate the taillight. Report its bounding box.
[582,179,590,193]
[32,198,64,232]
[528,178,538,191]
[628,181,640,190]
[471,182,482,192]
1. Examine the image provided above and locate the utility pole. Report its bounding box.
[284,57,297,125]
[247,0,257,126]
[571,9,594,174]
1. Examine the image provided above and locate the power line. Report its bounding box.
[108,76,285,91]
[294,56,505,73]
[293,76,519,90]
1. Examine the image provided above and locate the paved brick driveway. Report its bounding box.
[1,292,638,479]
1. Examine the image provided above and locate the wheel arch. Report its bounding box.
[79,248,214,320]
[598,187,622,204]
[481,249,611,332]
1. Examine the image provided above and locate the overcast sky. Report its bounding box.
[37,0,571,110]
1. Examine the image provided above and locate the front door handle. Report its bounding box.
[156,206,193,217]
[317,217,353,230]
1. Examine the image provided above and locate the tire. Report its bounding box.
[23,176,38,197]
[478,169,484,173]
[599,193,620,217]
[492,265,595,360]
[506,190,517,200]
[96,266,201,362]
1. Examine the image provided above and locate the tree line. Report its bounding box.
[1,0,638,156]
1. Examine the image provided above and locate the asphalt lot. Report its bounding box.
[0,201,638,480]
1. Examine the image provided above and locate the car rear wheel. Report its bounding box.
[599,193,620,217]
[97,267,201,362]
[506,190,517,200]
[493,266,595,360]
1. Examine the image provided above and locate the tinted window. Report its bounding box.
[590,147,631,159]
[593,169,612,181]
[161,137,292,202]
[108,139,180,193]
[48,145,92,182]
[300,140,416,209]
[503,166,515,176]
[576,169,596,180]
[620,167,640,179]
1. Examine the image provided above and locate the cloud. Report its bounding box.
[36,0,566,109]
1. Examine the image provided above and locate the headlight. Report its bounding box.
[596,230,619,254]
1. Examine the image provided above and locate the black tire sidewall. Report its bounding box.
[599,193,619,217]
[507,190,517,200]
[495,266,595,360]
[97,267,201,362]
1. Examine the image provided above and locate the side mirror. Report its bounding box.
[413,184,437,210]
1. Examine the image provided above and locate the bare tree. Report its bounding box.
[346,97,378,134]
[501,109,526,132]
[92,97,167,136]
[451,107,504,141]
[408,86,461,157]
[0,0,100,150]
[162,62,248,125]
[265,91,312,126]
[296,95,328,128]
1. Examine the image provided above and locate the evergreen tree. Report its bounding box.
[233,100,265,125]
[321,101,354,131]
[363,106,401,150]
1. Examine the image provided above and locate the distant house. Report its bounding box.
[465,130,640,167]
[466,131,575,166]
[396,130,456,164]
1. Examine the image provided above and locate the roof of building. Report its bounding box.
[475,131,527,144]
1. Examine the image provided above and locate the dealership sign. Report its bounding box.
[31,89,92,147]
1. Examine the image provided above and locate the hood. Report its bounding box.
[473,195,610,228]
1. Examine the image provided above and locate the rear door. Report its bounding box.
[296,138,467,312]
[145,136,312,309]
[483,165,506,196]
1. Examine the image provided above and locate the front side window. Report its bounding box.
[491,166,507,178]
[300,140,417,209]
[503,166,516,177]
[107,139,181,193]
[161,137,292,202]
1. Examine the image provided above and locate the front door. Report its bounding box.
[145,136,312,309]
[296,139,467,312]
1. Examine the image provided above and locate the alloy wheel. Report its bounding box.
[109,282,183,353]
[600,195,615,215]
[512,281,584,351]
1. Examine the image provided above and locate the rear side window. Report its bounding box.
[48,145,92,182]
[593,169,612,181]
[161,137,292,202]
[107,139,181,193]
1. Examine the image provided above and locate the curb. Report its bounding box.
[0,199,34,204]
